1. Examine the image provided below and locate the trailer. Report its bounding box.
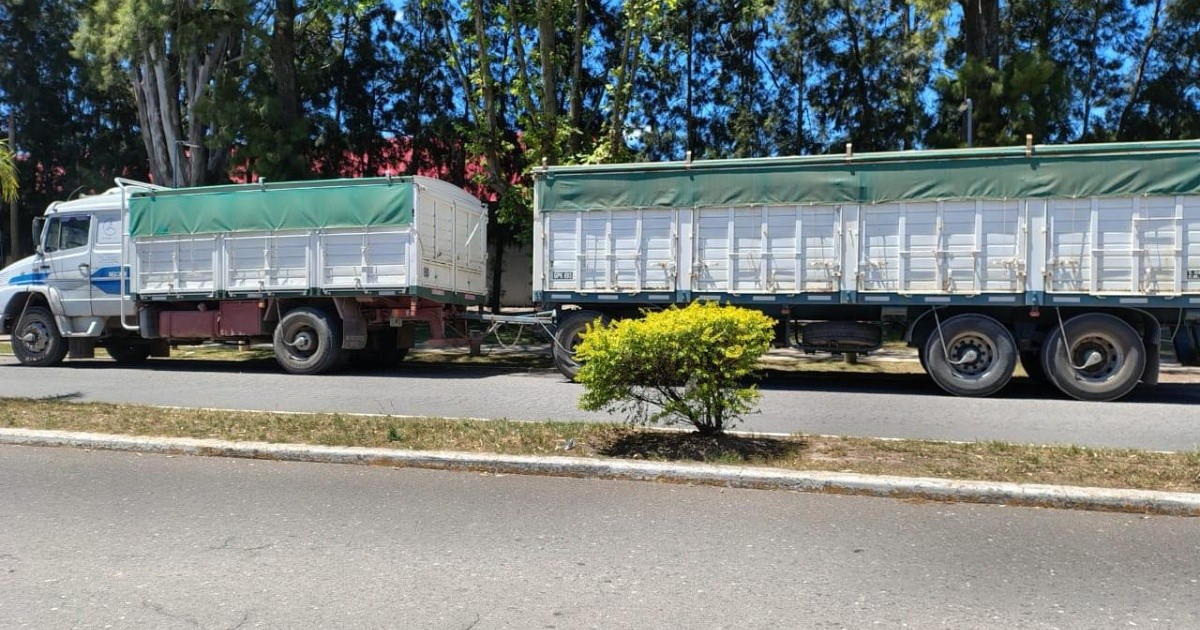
[0,176,490,374]
[535,140,1200,401]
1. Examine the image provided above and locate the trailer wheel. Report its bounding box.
[351,329,408,370]
[1019,350,1048,384]
[922,314,1017,397]
[1173,323,1200,367]
[1040,314,1144,401]
[104,339,154,365]
[552,310,608,380]
[12,306,68,367]
[273,307,344,375]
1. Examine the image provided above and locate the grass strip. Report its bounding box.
[2,397,1198,493]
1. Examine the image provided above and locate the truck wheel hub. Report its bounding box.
[20,324,49,352]
[292,331,315,352]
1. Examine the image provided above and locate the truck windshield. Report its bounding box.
[44,216,91,253]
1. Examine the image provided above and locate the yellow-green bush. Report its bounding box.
[575,302,776,434]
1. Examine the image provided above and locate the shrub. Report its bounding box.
[575,302,776,435]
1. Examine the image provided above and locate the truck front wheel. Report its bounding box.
[273,307,344,375]
[12,305,68,367]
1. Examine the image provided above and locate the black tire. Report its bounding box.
[1019,350,1048,384]
[104,339,154,365]
[552,310,607,380]
[272,306,345,375]
[1173,323,1200,367]
[350,329,408,370]
[1040,314,1145,402]
[922,314,1017,397]
[11,305,68,367]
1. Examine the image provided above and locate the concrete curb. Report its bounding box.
[3,428,1199,516]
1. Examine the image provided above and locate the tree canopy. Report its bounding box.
[2,0,1196,273]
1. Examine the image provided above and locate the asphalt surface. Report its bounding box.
[4,444,1199,629]
[6,428,1199,515]
[2,353,1199,451]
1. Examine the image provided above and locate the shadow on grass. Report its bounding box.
[599,431,807,464]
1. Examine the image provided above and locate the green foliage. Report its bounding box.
[0,140,16,205]
[0,0,144,259]
[575,303,776,435]
[4,0,1197,265]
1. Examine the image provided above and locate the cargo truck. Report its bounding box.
[536,140,1200,401]
[0,176,490,375]
[3,140,1200,401]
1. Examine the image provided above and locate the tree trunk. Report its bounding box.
[473,0,511,311]
[266,0,305,179]
[536,0,558,165]
[608,9,645,157]
[1116,0,1163,139]
[567,0,585,156]
[960,0,1000,67]
[1078,9,1103,141]
[271,0,300,129]
[474,0,504,187]
[841,0,876,149]
[508,0,541,134]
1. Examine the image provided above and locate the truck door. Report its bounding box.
[42,214,93,318]
[89,211,126,317]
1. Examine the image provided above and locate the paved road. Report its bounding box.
[2,355,1199,451]
[2,444,1198,629]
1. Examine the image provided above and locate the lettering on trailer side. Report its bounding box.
[552,271,574,280]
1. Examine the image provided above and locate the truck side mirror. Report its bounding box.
[31,217,45,255]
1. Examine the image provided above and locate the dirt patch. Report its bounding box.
[598,431,807,464]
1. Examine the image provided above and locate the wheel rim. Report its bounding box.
[283,323,319,360]
[19,320,52,354]
[1067,333,1122,383]
[944,332,997,380]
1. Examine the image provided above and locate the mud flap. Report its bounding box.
[332,297,368,351]
[1141,320,1161,386]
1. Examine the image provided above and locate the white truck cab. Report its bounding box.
[1,182,161,364]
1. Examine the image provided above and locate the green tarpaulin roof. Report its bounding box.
[128,178,414,237]
[535,140,1200,212]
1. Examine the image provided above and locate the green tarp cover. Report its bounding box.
[536,141,1200,212]
[129,178,414,237]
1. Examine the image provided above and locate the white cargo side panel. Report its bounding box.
[544,212,582,291]
[133,236,219,296]
[319,228,412,291]
[225,232,310,293]
[963,200,1025,293]
[859,200,1023,295]
[977,200,1026,293]
[543,208,677,293]
[858,204,901,292]
[1047,197,1141,295]
[692,205,839,294]
[1185,197,1200,294]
